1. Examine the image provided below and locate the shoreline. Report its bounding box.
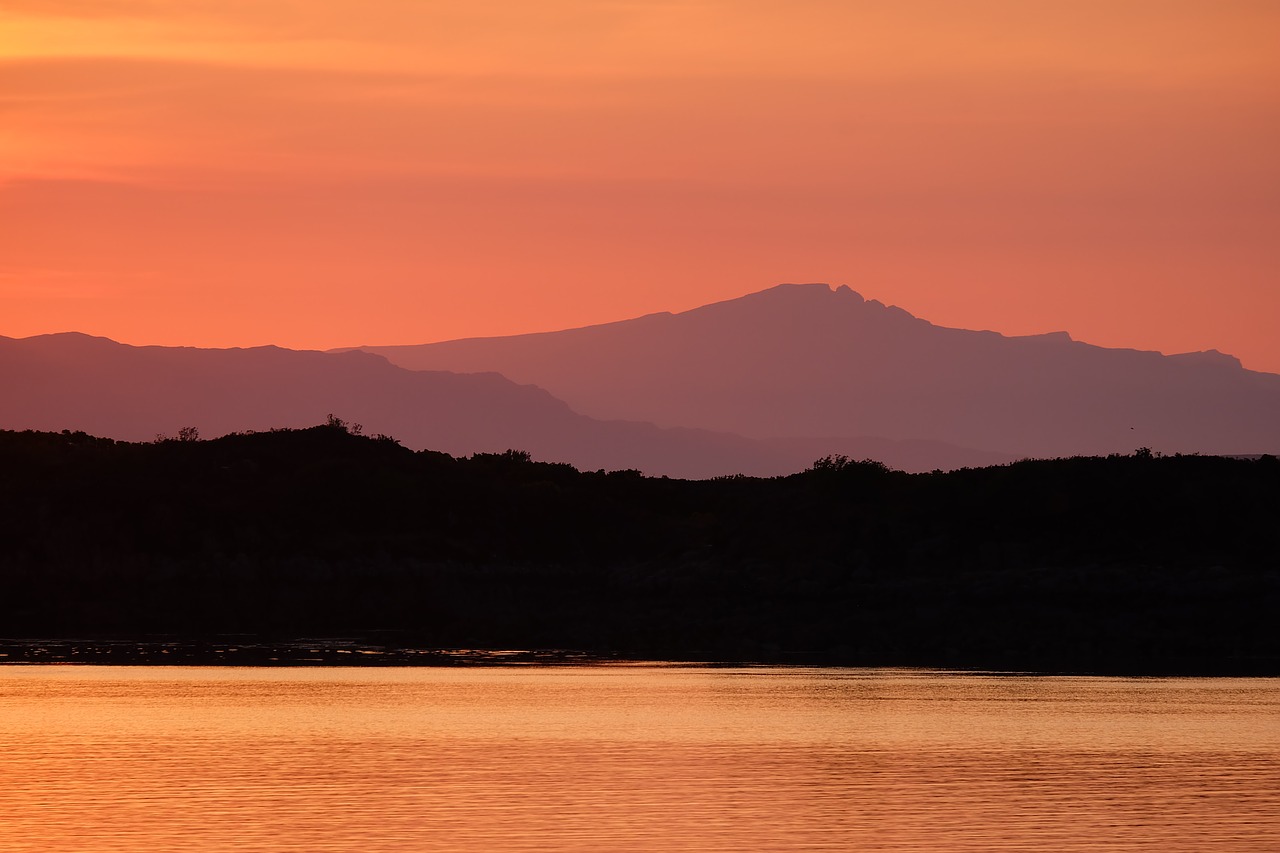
[3,639,1276,677]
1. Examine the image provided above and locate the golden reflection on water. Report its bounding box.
[0,667,1277,852]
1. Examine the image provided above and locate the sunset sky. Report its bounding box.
[3,1,1278,371]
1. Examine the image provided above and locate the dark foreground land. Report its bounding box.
[2,424,1277,674]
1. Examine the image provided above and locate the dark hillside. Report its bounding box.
[1,426,1277,673]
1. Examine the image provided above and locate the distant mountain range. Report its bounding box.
[350,283,1280,459]
[5,283,1276,476]
[0,331,1009,477]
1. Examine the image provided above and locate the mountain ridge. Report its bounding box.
[0,330,1011,476]
[349,283,1279,458]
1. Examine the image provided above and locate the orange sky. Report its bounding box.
[3,1,1278,370]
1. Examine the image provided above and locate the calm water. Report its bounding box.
[0,666,1276,852]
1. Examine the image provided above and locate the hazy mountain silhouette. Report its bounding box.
[0,332,1009,476]
[351,284,1280,458]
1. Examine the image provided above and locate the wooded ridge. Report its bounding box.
[2,423,1276,674]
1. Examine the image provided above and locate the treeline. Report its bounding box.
[1,424,1277,673]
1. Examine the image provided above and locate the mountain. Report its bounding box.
[349,284,1280,458]
[0,332,1009,476]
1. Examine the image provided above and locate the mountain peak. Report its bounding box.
[699,283,928,323]
[753,282,865,302]
[1168,349,1243,369]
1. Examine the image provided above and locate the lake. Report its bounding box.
[1,666,1276,851]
